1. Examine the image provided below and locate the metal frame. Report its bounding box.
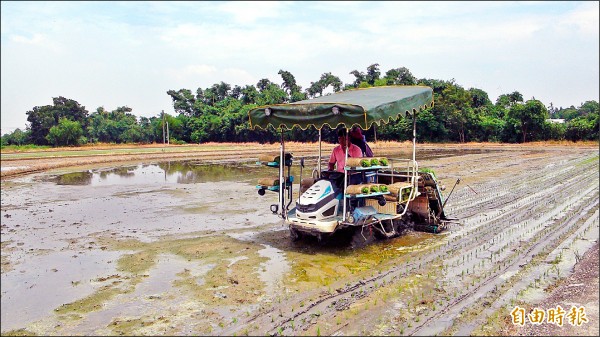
[273,113,422,235]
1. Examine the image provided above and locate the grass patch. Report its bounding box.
[54,280,138,316]
[109,317,157,336]
[117,250,158,274]
[578,154,599,167]
[0,328,39,336]
[0,144,51,152]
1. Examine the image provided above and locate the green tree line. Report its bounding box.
[2,64,598,147]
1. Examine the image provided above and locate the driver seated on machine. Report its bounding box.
[328,128,363,185]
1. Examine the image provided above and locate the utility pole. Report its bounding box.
[166,121,170,144]
[161,110,166,145]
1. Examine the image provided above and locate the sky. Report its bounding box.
[1,1,599,135]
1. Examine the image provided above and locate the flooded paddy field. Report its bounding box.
[1,144,598,336]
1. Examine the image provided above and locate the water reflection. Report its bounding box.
[55,171,93,185]
[98,166,136,180]
[50,148,498,186]
[51,161,266,186]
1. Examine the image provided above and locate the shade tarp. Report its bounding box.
[248,86,433,130]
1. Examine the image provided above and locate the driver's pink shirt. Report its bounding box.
[329,144,362,172]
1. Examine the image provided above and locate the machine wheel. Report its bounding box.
[350,226,376,249]
[290,228,302,242]
[393,213,414,234]
[413,209,443,233]
[373,220,396,240]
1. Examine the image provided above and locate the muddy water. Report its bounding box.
[1,147,598,336]
[0,153,443,334]
[0,161,283,332]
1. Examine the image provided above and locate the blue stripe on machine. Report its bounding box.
[319,185,331,199]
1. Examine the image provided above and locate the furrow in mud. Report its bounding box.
[408,192,598,336]
[221,152,598,336]
[451,206,599,336]
[2,145,597,336]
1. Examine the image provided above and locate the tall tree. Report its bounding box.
[385,67,416,85]
[349,70,366,87]
[167,89,196,116]
[51,96,89,126]
[509,91,524,105]
[256,78,273,92]
[564,117,589,141]
[212,81,232,102]
[306,81,325,98]
[231,85,242,100]
[278,69,300,94]
[26,97,88,145]
[439,84,473,143]
[366,63,381,85]
[256,83,287,106]
[241,85,259,104]
[507,100,548,143]
[468,88,491,108]
[26,105,55,145]
[46,118,83,146]
[203,87,218,106]
[319,72,343,92]
[2,128,28,146]
[578,100,599,116]
[278,69,306,102]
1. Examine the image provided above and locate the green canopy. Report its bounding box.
[248,85,433,130]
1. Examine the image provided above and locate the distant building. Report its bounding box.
[546,118,565,124]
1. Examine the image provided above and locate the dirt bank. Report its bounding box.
[3,141,595,179]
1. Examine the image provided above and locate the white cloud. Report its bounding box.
[166,64,217,81]
[222,68,257,85]
[558,2,600,35]
[8,32,64,54]
[217,1,286,24]
[1,1,598,132]
[10,33,43,45]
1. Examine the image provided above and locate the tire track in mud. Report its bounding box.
[2,145,597,336]
[405,152,599,335]
[452,207,599,337]
[220,151,598,336]
[409,189,598,336]
[441,157,596,258]
[350,153,598,336]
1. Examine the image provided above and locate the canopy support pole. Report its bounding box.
[409,113,419,206]
[342,127,349,222]
[412,114,417,163]
[318,129,322,176]
[279,129,285,219]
